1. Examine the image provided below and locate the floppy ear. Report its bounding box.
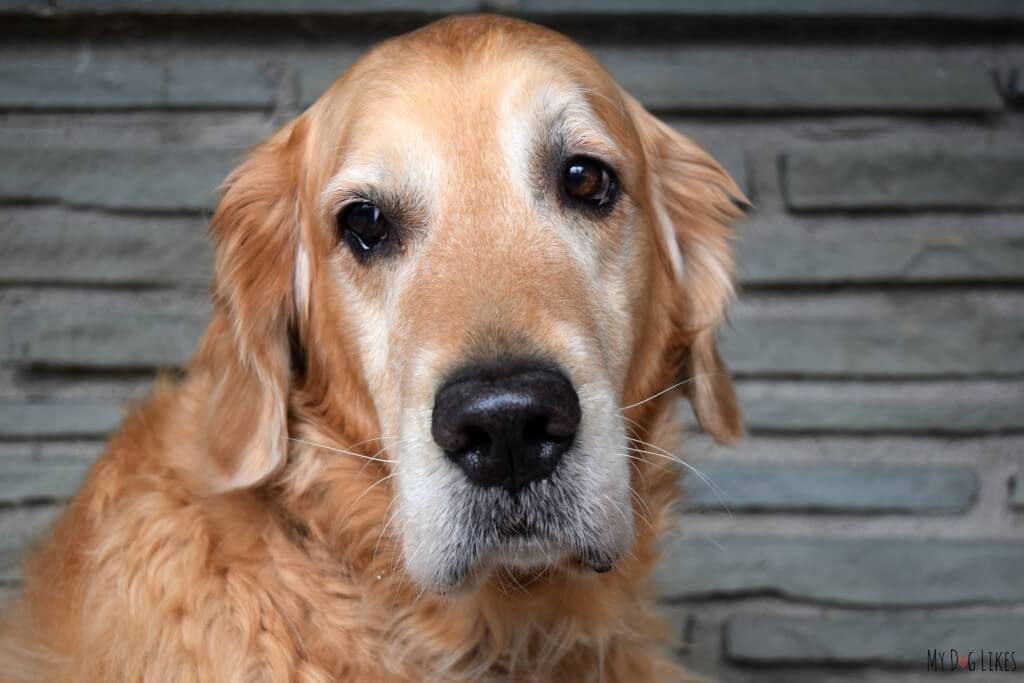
[628,96,746,444]
[196,120,307,491]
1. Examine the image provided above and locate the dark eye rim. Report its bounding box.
[560,154,620,214]
[336,199,391,262]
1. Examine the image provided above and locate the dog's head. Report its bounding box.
[195,16,743,593]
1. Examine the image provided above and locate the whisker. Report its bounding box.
[601,493,640,567]
[347,434,402,450]
[625,455,649,491]
[351,470,400,508]
[372,497,404,564]
[624,442,723,489]
[627,485,656,532]
[621,443,733,519]
[619,451,678,479]
[621,414,647,435]
[625,433,671,454]
[350,437,413,482]
[603,492,631,531]
[626,434,692,466]
[620,373,731,411]
[499,565,531,596]
[288,436,400,464]
[385,514,417,605]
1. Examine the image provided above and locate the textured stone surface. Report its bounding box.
[0,506,63,585]
[0,534,24,584]
[1,12,1023,683]
[0,61,162,109]
[675,613,1022,683]
[1010,475,1024,511]
[0,456,92,505]
[1003,68,1023,105]
[737,381,1024,434]
[657,537,1024,605]
[37,0,1024,19]
[783,151,1024,211]
[0,398,124,438]
[297,52,414,107]
[7,288,1021,378]
[694,144,748,197]
[725,614,1024,665]
[57,0,476,13]
[683,434,1024,465]
[0,147,241,211]
[0,59,275,110]
[599,56,1003,113]
[4,380,1020,438]
[0,286,209,318]
[737,233,1024,284]
[721,317,1024,377]
[682,462,977,513]
[165,62,275,109]
[669,598,1024,683]
[511,0,1024,19]
[2,312,207,368]
[7,211,1024,288]
[0,209,212,286]
[0,0,49,12]
[300,56,1002,114]
[10,310,1022,378]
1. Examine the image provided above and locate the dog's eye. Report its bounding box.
[563,157,618,210]
[338,201,388,256]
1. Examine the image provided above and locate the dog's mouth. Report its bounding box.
[429,467,628,591]
[396,359,633,593]
[487,509,580,571]
[397,452,632,593]
[490,534,615,575]
[491,501,612,570]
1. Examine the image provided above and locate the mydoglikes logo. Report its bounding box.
[927,649,1017,672]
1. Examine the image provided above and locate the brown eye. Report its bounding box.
[563,156,618,209]
[338,201,388,258]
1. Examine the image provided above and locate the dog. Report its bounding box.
[0,15,743,682]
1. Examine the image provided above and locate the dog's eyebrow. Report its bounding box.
[506,79,624,162]
[320,164,429,244]
[320,163,385,212]
[319,158,433,234]
[558,118,624,166]
[535,98,626,169]
[547,94,625,168]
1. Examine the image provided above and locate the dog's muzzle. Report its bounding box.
[431,362,581,493]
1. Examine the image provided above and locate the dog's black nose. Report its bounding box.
[431,364,581,492]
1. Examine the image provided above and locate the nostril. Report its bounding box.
[544,404,581,440]
[460,425,491,454]
[431,362,581,491]
[432,425,466,453]
[522,416,550,447]
[523,414,577,448]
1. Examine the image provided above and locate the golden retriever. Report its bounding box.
[0,15,743,682]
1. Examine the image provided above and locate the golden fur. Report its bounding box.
[1,16,744,682]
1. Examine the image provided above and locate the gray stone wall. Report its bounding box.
[1,3,1022,680]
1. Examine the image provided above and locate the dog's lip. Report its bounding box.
[496,519,540,540]
[488,535,619,573]
[489,535,563,565]
[425,535,620,594]
[472,496,625,574]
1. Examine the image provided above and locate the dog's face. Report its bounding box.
[201,17,743,594]
[314,30,657,592]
